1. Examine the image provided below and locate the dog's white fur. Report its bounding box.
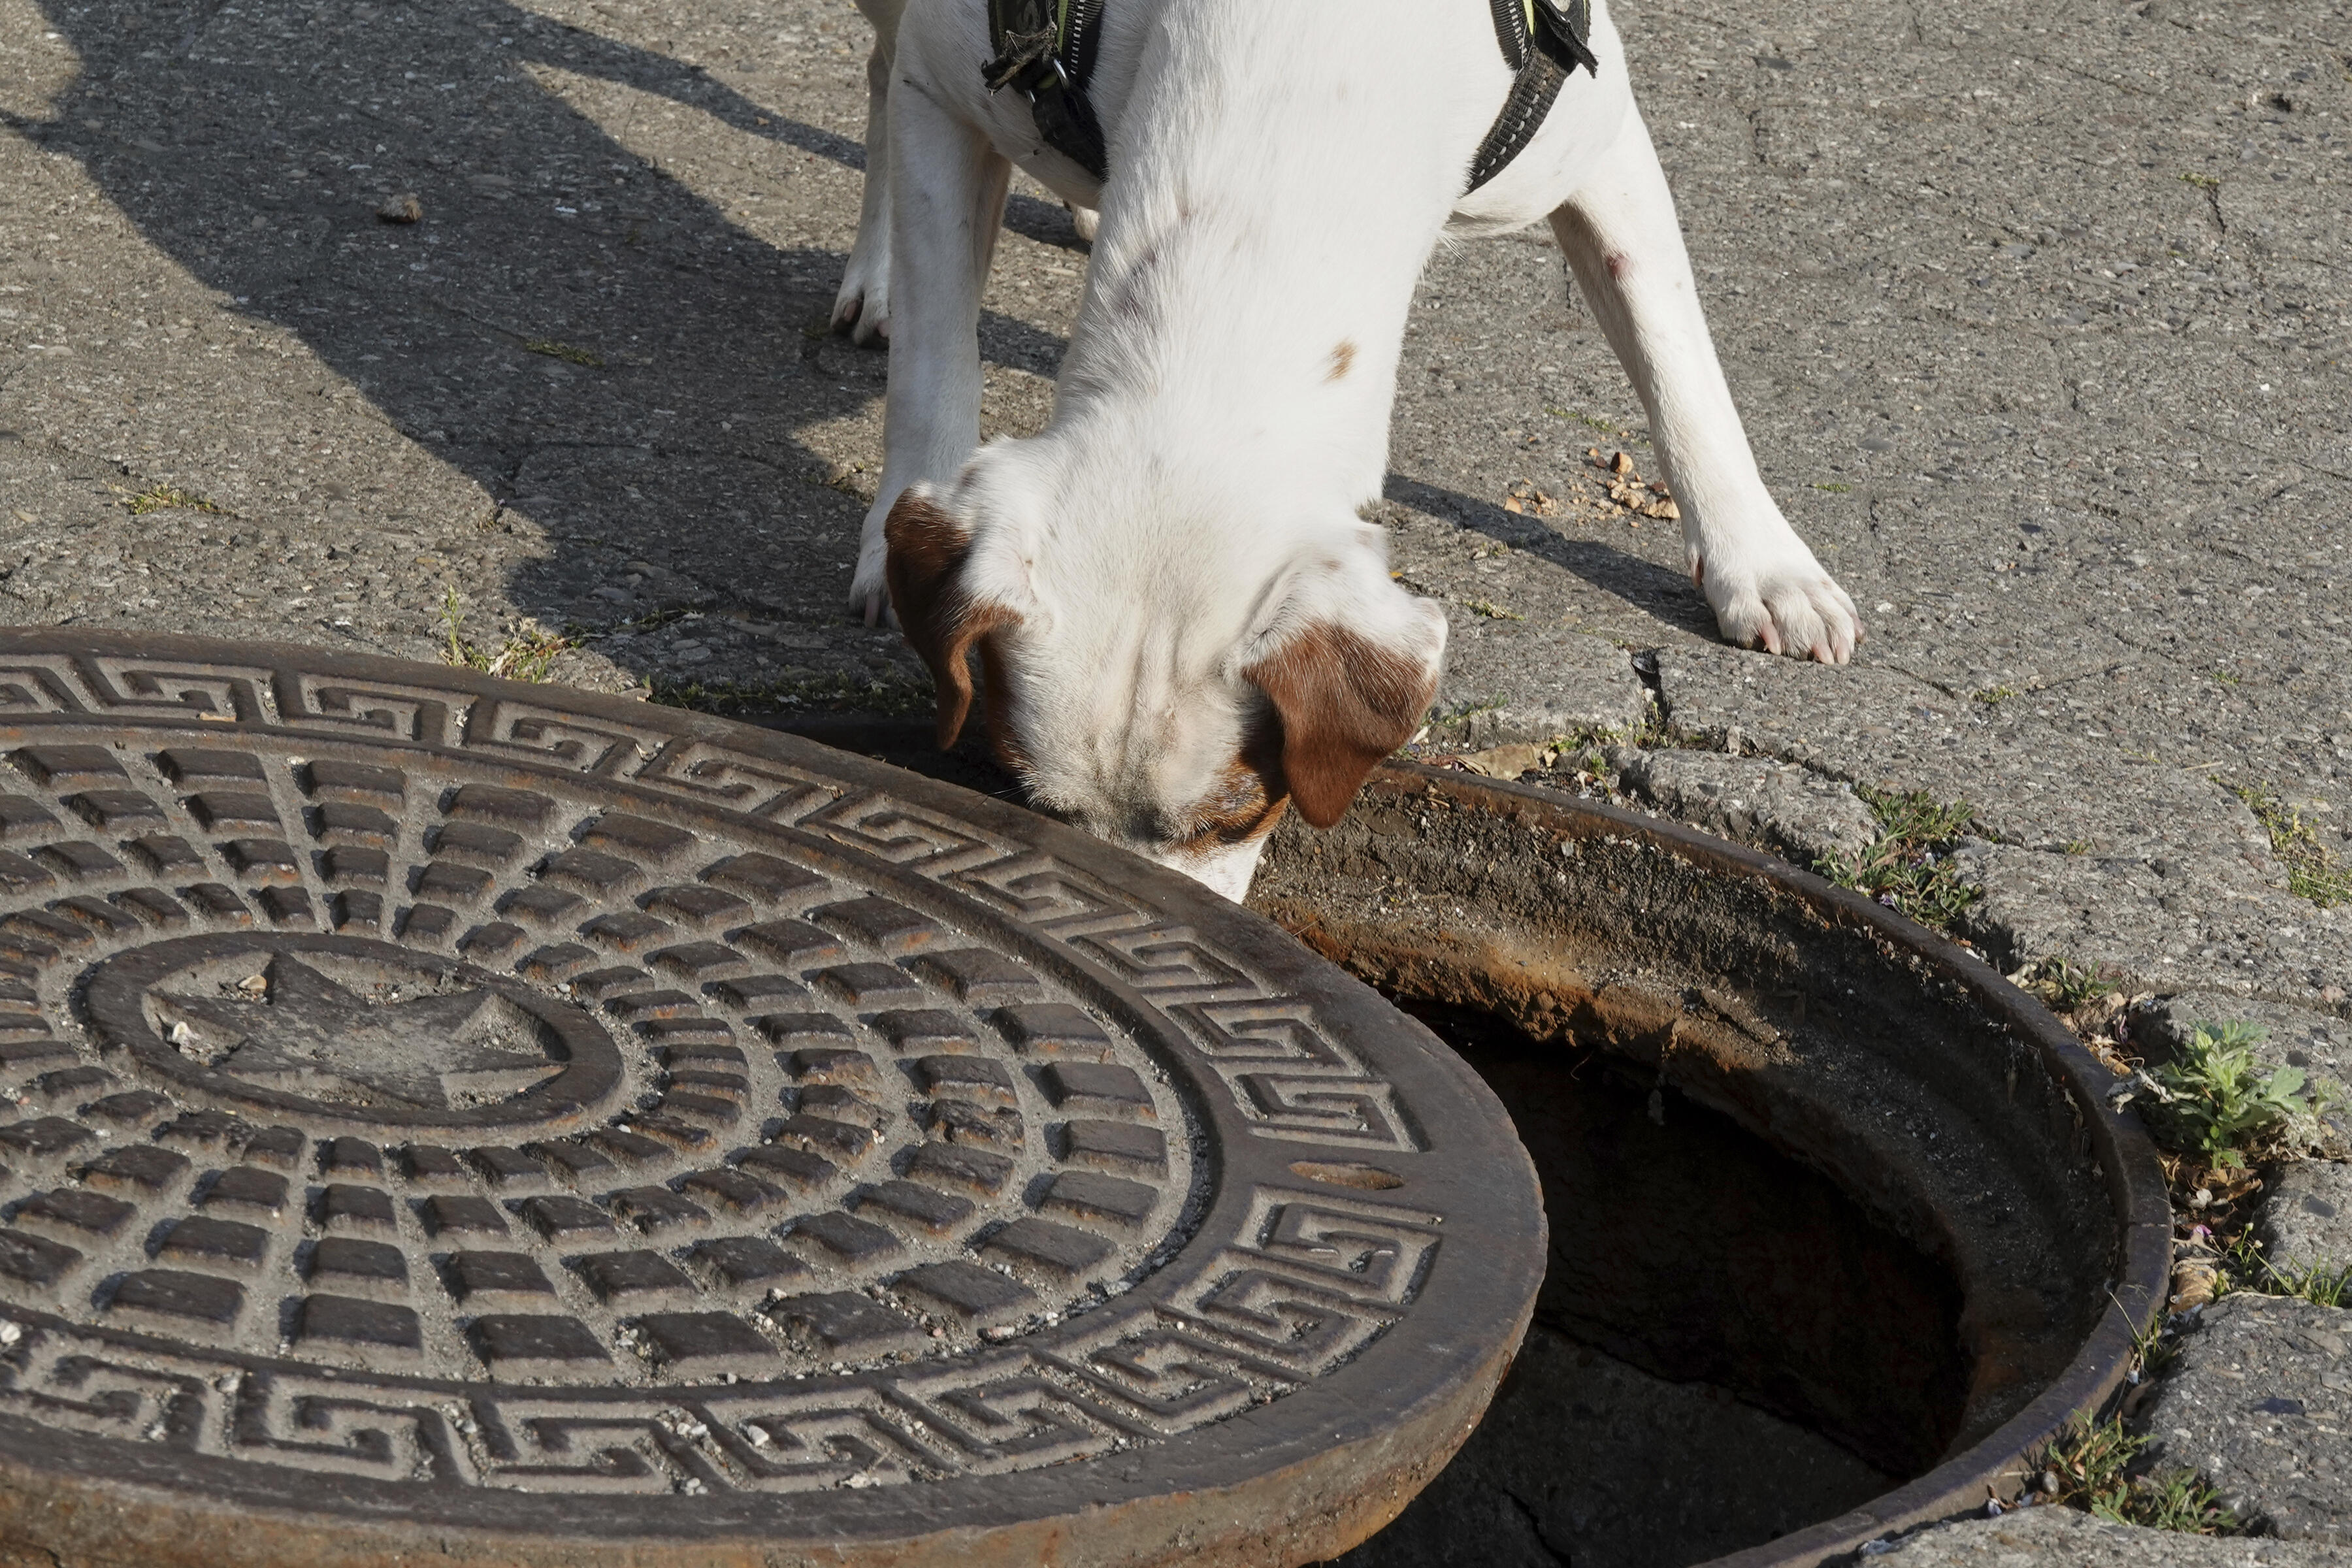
[840,0,1860,899]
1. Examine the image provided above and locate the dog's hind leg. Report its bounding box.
[850,77,1013,623]
[834,0,906,344]
[1550,110,1861,664]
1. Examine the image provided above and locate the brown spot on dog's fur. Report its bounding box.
[1606,251,1631,280]
[1326,340,1356,382]
[1243,623,1438,828]
[884,491,1019,749]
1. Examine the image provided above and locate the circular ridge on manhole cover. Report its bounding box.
[0,630,1543,1567]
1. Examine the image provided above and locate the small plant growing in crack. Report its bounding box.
[439,589,572,681]
[2220,779,2352,907]
[2032,1417,2238,1533]
[1812,787,1980,930]
[120,482,230,517]
[2137,1022,2339,1170]
[523,338,604,368]
[2020,956,2122,1014]
[2211,1232,2352,1309]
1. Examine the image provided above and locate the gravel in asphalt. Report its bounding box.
[2138,1294,2352,1543]
[1880,1500,2352,1564]
[3,0,2349,1558]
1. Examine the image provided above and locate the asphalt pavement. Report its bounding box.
[1,0,2348,1556]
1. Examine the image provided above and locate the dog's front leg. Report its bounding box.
[834,0,905,344]
[850,77,1012,623]
[1550,110,1861,663]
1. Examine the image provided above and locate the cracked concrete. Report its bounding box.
[3,0,2349,1558]
[1878,1500,2352,1563]
[2136,1295,2352,1543]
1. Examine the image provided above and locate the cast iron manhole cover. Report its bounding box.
[0,630,1541,1566]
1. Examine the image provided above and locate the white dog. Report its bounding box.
[836,0,1860,900]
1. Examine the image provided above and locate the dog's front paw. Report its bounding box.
[832,253,891,346]
[848,495,894,627]
[1691,534,1862,664]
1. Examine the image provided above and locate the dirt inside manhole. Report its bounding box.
[1328,1000,1967,1568]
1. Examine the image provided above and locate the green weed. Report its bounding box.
[523,338,604,368]
[122,483,229,517]
[1814,787,1980,930]
[1972,685,2018,708]
[439,590,572,682]
[2037,1417,2238,1533]
[1463,598,1526,622]
[1543,405,1620,435]
[2021,956,2121,1013]
[1423,695,1511,739]
[2222,781,2352,907]
[2212,1232,2352,1308]
[2144,1022,2338,1169]
[2112,1289,2178,1382]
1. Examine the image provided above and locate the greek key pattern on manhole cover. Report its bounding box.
[0,639,1511,1511]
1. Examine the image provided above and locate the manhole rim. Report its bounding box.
[0,629,1547,1567]
[1354,761,2173,1568]
[764,721,2174,1563]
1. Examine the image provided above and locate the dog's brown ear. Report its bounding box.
[885,491,1019,749]
[1244,622,1441,828]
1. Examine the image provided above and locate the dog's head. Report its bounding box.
[884,458,1445,901]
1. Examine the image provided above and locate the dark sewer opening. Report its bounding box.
[1331,1001,1970,1568]
[757,721,2155,1567]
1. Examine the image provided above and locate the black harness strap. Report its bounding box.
[979,0,1596,194]
[984,0,1109,180]
[1467,0,1599,192]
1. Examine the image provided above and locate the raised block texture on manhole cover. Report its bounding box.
[0,630,1542,1568]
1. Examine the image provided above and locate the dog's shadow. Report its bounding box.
[13,0,1082,663]
[16,0,1706,668]
[1382,476,1720,638]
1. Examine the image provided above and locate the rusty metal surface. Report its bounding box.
[0,630,1544,1567]
[649,717,2174,1565]
[1260,764,2172,1568]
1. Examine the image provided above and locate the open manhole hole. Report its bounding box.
[784,721,2172,1567]
[0,631,1544,1567]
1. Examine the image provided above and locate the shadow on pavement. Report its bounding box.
[12,0,1072,679]
[10,0,1710,685]
[1384,474,1721,640]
